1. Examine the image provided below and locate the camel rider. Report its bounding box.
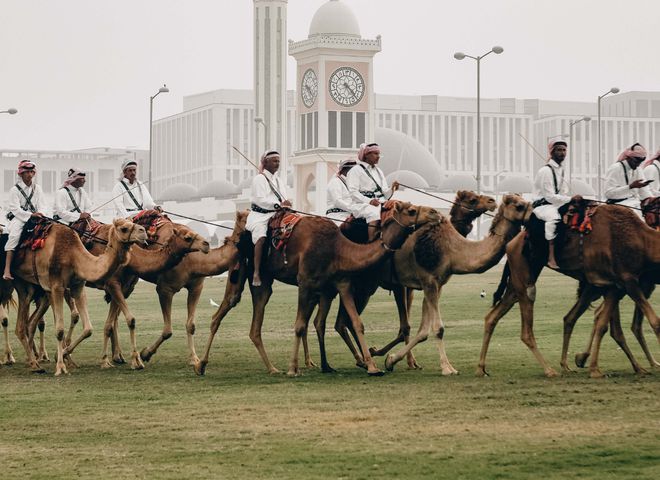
[326,158,357,223]
[346,142,399,241]
[532,140,571,269]
[111,160,157,218]
[246,149,292,286]
[604,143,653,217]
[53,168,94,225]
[3,160,47,280]
[642,149,660,197]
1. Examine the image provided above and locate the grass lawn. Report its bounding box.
[0,267,658,479]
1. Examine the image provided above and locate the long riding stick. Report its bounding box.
[89,180,151,214]
[232,146,260,171]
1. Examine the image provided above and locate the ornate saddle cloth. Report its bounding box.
[69,217,105,250]
[563,199,599,235]
[641,197,660,230]
[18,217,52,251]
[131,209,171,242]
[268,210,303,251]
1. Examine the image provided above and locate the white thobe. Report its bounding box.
[245,170,288,243]
[532,160,571,240]
[53,186,94,224]
[326,175,354,222]
[346,161,393,223]
[642,160,660,197]
[604,160,652,216]
[111,179,155,218]
[4,180,47,251]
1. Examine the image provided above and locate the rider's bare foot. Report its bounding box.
[252,275,262,287]
[547,260,559,270]
[2,272,13,281]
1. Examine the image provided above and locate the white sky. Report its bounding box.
[1,0,658,151]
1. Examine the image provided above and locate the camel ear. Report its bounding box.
[457,190,466,199]
[172,227,179,236]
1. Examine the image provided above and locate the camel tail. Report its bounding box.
[492,261,511,306]
[104,292,112,304]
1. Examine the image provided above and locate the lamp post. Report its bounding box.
[1,108,18,114]
[149,84,169,191]
[568,116,591,185]
[254,117,268,155]
[454,46,504,197]
[597,87,619,199]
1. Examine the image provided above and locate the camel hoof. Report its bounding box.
[30,364,46,374]
[38,352,50,363]
[561,364,576,374]
[650,360,660,369]
[407,361,423,370]
[475,367,489,377]
[193,360,207,376]
[321,365,337,374]
[188,355,200,367]
[54,363,69,376]
[355,360,368,370]
[131,357,145,370]
[64,355,79,369]
[545,368,559,378]
[140,348,153,363]
[2,352,15,365]
[385,354,396,372]
[304,359,317,368]
[286,369,301,377]
[268,368,282,375]
[441,367,459,376]
[635,367,650,376]
[575,352,590,368]
[99,356,115,369]
[367,368,385,377]
[590,369,606,379]
[112,354,126,365]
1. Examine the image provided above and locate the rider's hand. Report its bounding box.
[30,212,43,219]
[79,212,91,220]
[282,199,292,208]
[154,205,163,213]
[391,180,400,191]
[369,199,380,206]
[630,179,652,189]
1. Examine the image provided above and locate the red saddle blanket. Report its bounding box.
[18,217,52,251]
[564,202,599,235]
[268,210,303,251]
[131,209,171,242]
[642,197,660,230]
[69,217,105,250]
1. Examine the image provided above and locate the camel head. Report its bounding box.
[380,201,441,250]
[168,227,211,255]
[491,194,532,235]
[455,190,497,215]
[111,218,148,245]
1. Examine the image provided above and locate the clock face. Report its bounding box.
[328,66,365,107]
[301,68,318,108]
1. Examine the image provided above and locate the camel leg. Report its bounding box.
[606,293,648,375]
[288,288,319,376]
[140,286,177,364]
[1,305,15,365]
[194,268,248,376]
[14,286,43,373]
[588,291,616,379]
[334,304,366,369]
[64,289,80,348]
[518,290,558,377]
[48,287,68,376]
[313,293,336,373]
[100,302,121,368]
[622,279,660,343]
[105,281,143,370]
[302,327,316,368]
[184,283,203,365]
[631,300,660,368]
[62,286,92,365]
[575,301,604,368]
[248,283,280,374]
[336,282,382,376]
[27,296,50,363]
[560,285,601,373]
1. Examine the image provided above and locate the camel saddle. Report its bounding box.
[69,217,105,250]
[268,210,303,251]
[18,217,52,251]
[563,198,599,235]
[131,209,171,242]
[340,200,398,244]
[641,197,660,230]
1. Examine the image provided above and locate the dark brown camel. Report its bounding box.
[477,203,660,378]
[195,201,440,376]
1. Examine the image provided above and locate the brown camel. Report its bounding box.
[195,201,440,376]
[11,218,147,375]
[0,280,16,365]
[136,210,248,365]
[477,203,660,378]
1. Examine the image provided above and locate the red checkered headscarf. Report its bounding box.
[17,159,36,174]
[547,140,567,161]
[617,143,647,162]
[358,143,380,162]
[62,168,86,187]
[642,149,660,168]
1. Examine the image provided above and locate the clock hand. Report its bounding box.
[343,82,356,98]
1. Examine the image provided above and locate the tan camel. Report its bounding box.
[82,218,210,369]
[477,203,660,378]
[136,210,248,365]
[195,201,440,376]
[12,218,147,375]
[363,195,532,374]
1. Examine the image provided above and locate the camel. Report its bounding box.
[195,201,441,376]
[11,218,147,375]
[477,203,660,378]
[0,279,16,365]
[336,195,531,374]
[135,210,248,365]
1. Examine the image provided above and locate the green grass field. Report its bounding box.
[1,267,658,479]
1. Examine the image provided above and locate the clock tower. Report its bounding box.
[288,0,381,212]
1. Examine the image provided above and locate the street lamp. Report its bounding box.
[597,87,619,199]
[149,84,169,190]
[254,117,268,154]
[568,116,591,184]
[454,45,503,238]
[1,108,18,114]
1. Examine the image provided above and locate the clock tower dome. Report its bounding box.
[288,0,381,212]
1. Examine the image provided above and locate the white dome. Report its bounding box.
[386,170,429,189]
[309,0,361,38]
[570,179,596,197]
[158,183,198,202]
[197,179,240,199]
[496,176,533,194]
[375,127,443,188]
[438,175,478,192]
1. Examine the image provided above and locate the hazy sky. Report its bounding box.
[1,0,658,151]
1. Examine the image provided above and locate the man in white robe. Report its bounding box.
[53,168,94,225]
[111,160,156,218]
[326,158,356,223]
